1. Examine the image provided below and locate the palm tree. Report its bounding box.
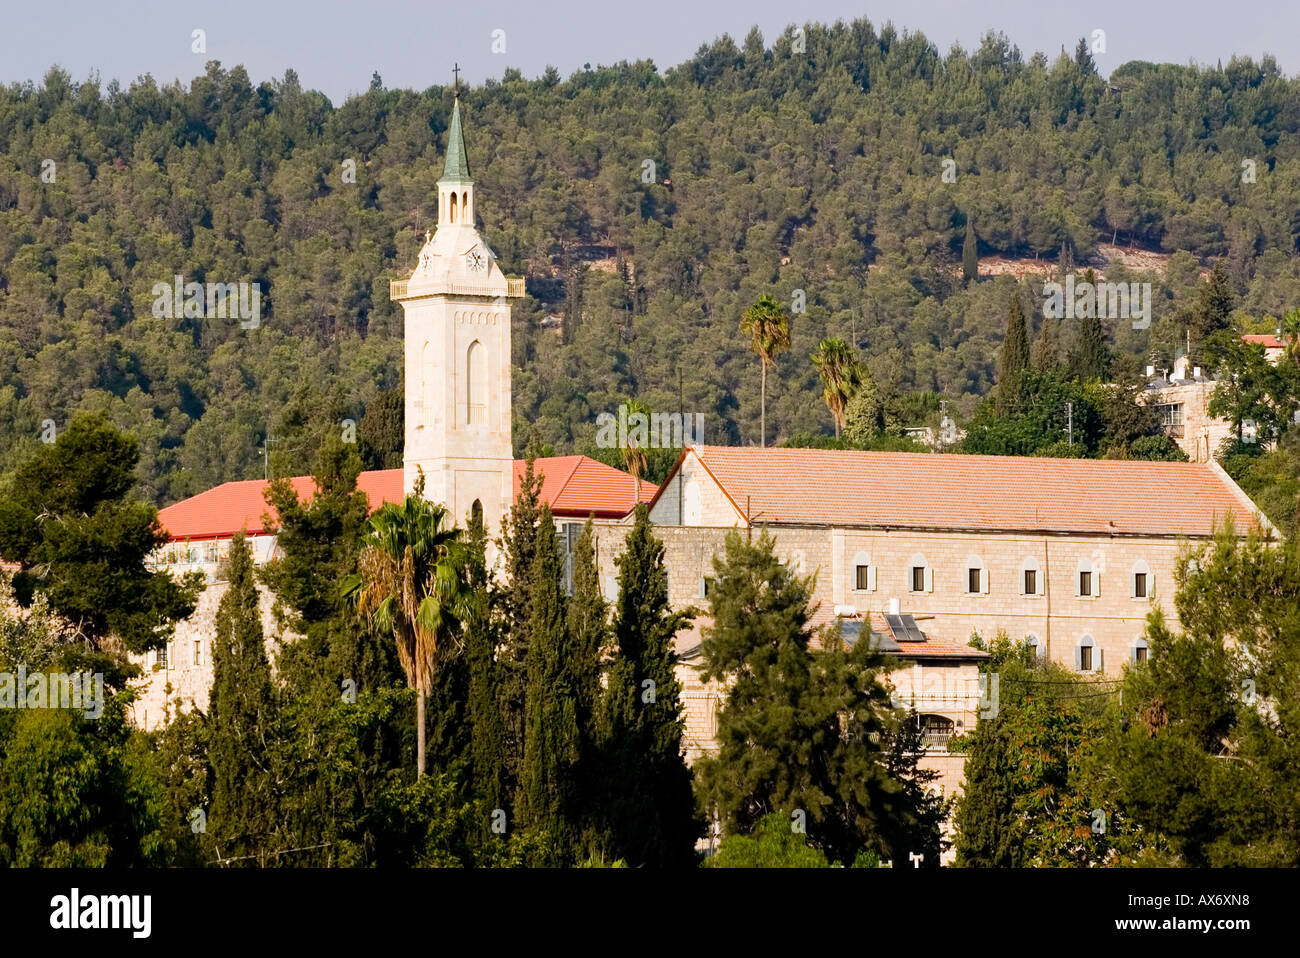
[621,398,650,503]
[342,472,474,777]
[740,294,792,447]
[811,337,861,438]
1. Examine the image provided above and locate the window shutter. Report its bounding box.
[980,568,990,594]
[868,565,877,591]
[1095,647,1104,673]
[1075,571,1082,596]
[1129,571,1136,598]
[924,567,933,593]
[1130,646,1139,664]
[698,577,707,599]
[1073,644,1082,670]
[604,575,617,600]
[1094,572,1101,597]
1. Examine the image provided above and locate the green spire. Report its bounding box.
[441,97,471,182]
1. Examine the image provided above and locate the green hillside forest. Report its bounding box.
[4,21,1300,507]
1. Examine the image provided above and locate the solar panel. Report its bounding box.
[900,614,928,641]
[884,613,926,642]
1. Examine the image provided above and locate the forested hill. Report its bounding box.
[3,20,1300,505]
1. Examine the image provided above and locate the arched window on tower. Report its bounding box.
[462,191,469,222]
[471,499,483,530]
[466,340,485,424]
[449,191,458,224]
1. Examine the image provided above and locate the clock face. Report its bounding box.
[465,247,487,273]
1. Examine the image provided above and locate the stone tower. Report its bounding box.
[390,95,523,536]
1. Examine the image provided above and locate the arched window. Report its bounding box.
[449,191,458,223]
[471,499,483,529]
[918,714,955,748]
[850,550,875,593]
[1130,637,1149,664]
[1026,633,1043,661]
[964,554,989,595]
[1131,560,1152,600]
[462,191,469,221]
[1075,634,1101,673]
[466,340,485,424]
[1076,556,1101,598]
[907,552,932,594]
[1020,556,1043,596]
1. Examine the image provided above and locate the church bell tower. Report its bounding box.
[390,92,523,536]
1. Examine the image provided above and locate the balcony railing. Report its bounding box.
[390,276,526,300]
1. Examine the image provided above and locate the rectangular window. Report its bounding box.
[1024,569,1037,595]
[561,523,582,596]
[1134,572,1147,598]
[702,577,715,597]
[855,565,870,591]
[1134,646,1148,663]
[1080,645,1092,671]
[911,566,925,593]
[1079,570,1092,597]
[968,568,981,594]
[157,645,168,669]
[193,640,202,666]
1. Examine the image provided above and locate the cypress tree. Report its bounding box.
[598,503,701,867]
[208,532,278,866]
[568,519,610,856]
[962,216,978,285]
[997,291,1031,410]
[1077,314,1109,381]
[1033,315,1059,372]
[568,519,607,757]
[519,506,580,863]
[498,451,544,796]
[465,504,508,812]
[1193,261,1236,339]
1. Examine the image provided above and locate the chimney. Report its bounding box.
[888,596,901,616]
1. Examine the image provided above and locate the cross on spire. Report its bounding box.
[452,63,461,94]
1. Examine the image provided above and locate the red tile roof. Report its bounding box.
[513,456,656,520]
[865,613,991,660]
[1242,334,1287,349]
[157,458,655,541]
[659,446,1268,537]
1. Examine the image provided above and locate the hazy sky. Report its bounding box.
[4,0,1298,102]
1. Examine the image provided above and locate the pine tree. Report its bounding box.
[694,531,899,865]
[962,216,978,285]
[519,506,580,863]
[208,532,278,866]
[597,503,701,867]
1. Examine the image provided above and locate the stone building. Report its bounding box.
[130,96,1275,814]
[579,443,1271,794]
[1138,335,1290,462]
